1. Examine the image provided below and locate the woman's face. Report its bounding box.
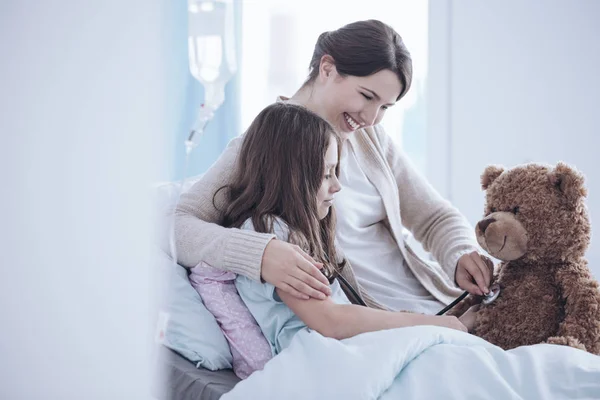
[316,136,342,219]
[317,65,403,140]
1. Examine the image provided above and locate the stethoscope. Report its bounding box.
[435,285,500,315]
[336,273,501,314]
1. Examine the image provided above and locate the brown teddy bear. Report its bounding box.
[452,162,600,355]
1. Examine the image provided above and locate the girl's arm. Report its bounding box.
[277,288,467,340]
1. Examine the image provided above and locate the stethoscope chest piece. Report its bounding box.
[482,284,501,305]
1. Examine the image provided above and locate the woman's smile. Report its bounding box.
[343,112,361,132]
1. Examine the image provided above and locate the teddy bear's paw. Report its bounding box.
[546,336,587,351]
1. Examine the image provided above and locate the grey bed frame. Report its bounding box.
[153,346,241,400]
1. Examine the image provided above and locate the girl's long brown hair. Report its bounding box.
[217,103,345,280]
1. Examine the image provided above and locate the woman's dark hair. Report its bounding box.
[305,19,413,100]
[217,103,345,280]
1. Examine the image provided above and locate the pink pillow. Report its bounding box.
[188,262,272,379]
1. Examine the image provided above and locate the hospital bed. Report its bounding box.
[154,346,239,400]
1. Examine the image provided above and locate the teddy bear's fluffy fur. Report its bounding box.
[452,162,600,354]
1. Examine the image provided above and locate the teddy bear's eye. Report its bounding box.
[491,207,497,213]
[512,206,520,214]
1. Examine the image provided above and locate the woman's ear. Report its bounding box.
[318,55,336,82]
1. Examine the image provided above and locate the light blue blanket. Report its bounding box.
[222,326,600,399]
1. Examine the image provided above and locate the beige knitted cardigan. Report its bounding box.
[174,124,478,309]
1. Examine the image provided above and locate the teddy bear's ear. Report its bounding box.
[548,162,587,204]
[481,165,505,190]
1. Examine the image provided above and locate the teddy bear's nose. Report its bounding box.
[478,218,496,233]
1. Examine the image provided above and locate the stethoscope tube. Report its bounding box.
[336,273,368,307]
[436,291,470,315]
[337,272,496,316]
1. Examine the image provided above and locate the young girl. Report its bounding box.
[175,20,492,315]
[219,102,466,356]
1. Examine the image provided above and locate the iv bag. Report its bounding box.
[171,1,238,270]
[188,0,237,110]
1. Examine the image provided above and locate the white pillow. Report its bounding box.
[153,249,233,370]
[153,175,203,256]
[151,175,233,370]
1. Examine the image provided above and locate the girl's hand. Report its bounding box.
[433,315,468,333]
[261,239,332,300]
[458,304,480,332]
[455,251,493,296]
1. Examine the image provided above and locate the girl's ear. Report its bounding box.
[318,55,336,82]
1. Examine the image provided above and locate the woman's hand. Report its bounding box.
[261,239,332,300]
[455,251,493,296]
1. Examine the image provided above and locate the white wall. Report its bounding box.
[0,1,177,398]
[428,0,600,277]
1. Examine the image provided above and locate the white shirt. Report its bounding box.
[335,141,444,314]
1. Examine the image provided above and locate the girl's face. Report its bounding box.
[317,63,403,140]
[316,136,342,219]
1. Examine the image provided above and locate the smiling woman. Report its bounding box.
[240,0,429,173]
[175,17,493,318]
[288,59,406,142]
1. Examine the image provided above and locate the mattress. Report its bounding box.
[154,346,240,400]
